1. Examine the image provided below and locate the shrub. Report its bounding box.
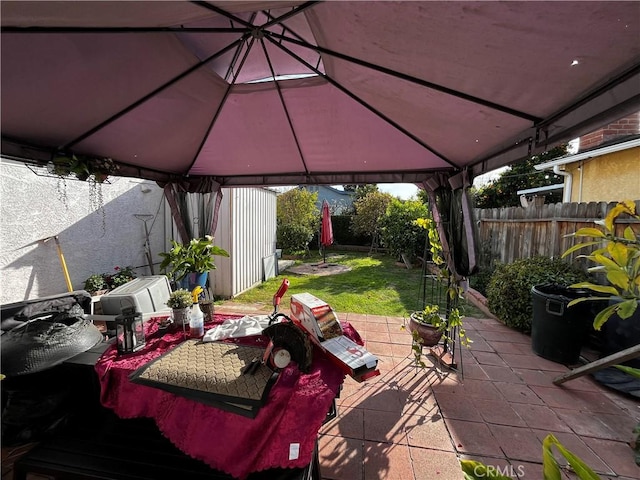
[469,266,494,297]
[379,198,429,262]
[277,223,314,254]
[486,256,588,332]
[276,188,319,253]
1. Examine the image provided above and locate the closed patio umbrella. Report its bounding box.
[320,200,333,263]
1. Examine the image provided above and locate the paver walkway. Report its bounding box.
[217,304,639,480]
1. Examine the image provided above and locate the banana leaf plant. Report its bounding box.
[562,200,640,330]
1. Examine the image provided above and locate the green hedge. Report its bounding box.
[486,256,589,332]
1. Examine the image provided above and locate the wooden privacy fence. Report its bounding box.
[473,200,640,271]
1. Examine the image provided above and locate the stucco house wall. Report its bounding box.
[0,160,168,304]
[565,147,640,203]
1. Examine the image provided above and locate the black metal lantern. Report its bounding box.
[115,306,145,354]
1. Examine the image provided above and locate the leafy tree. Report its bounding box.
[343,184,379,201]
[379,198,429,261]
[276,188,319,253]
[351,190,393,250]
[474,145,567,208]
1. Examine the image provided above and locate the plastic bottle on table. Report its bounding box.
[190,286,205,338]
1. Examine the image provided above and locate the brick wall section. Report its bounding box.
[579,112,640,151]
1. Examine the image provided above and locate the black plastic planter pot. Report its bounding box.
[601,298,640,368]
[531,284,598,364]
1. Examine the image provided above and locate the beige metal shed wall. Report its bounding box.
[210,187,277,299]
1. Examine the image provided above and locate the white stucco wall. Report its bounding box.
[0,160,168,304]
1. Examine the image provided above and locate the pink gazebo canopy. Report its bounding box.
[1,1,639,188]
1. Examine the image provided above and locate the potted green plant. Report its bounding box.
[409,304,445,347]
[84,274,108,295]
[562,199,640,366]
[562,199,639,329]
[166,289,193,327]
[104,266,137,290]
[159,236,229,289]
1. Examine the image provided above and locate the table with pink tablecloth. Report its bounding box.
[95,314,363,479]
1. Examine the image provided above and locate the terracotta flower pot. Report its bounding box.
[408,313,444,346]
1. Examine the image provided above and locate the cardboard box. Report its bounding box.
[290,293,379,382]
[290,293,343,341]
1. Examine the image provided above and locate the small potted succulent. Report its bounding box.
[166,289,193,327]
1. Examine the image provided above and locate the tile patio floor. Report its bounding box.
[219,305,639,480]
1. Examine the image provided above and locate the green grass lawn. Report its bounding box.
[221,250,485,318]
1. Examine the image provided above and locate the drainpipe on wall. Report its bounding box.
[553,165,572,203]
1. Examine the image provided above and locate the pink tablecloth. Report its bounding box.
[95,314,363,479]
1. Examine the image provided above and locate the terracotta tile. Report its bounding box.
[321,406,364,440]
[402,389,440,417]
[474,398,527,427]
[466,337,495,352]
[365,330,391,344]
[511,460,545,479]
[490,424,542,462]
[501,353,569,372]
[574,390,632,415]
[460,454,520,479]
[445,419,503,456]
[487,340,531,355]
[411,447,463,480]
[472,318,508,331]
[390,342,413,359]
[344,313,368,323]
[365,315,387,324]
[602,390,640,419]
[318,434,364,480]
[509,403,573,433]
[456,378,505,401]
[513,368,561,387]
[531,430,615,475]
[482,365,524,383]
[529,385,594,410]
[554,374,603,393]
[359,387,406,412]
[363,441,413,480]
[337,381,376,408]
[404,414,455,451]
[373,355,397,377]
[365,341,394,357]
[363,409,409,444]
[434,392,483,422]
[472,351,508,367]
[594,413,639,443]
[581,437,640,478]
[553,407,623,440]
[458,363,489,381]
[367,322,390,333]
[477,330,531,344]
[493,382,545,405]
[389,332,412,345]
